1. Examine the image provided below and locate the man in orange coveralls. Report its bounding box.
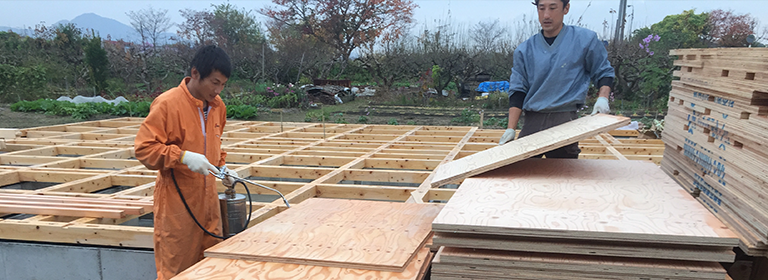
[134,45,238,280]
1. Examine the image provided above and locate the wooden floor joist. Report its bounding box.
[0,117,654,249]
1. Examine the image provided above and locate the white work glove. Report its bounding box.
[591,97,610,115]
[219,165,239,187]
[181,151,218,175]
[499,128,517,145]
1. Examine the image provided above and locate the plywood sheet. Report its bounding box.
[205,198,442,272]
[173,247,431,280]
[435,247,726,279]
[432,232,735,262]
[432,265,718,280]
[430,114,629,186]
[432,159,739,246]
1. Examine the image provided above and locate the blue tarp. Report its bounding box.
[476,81,509,93]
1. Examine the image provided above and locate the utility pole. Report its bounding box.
[627,4,635,38]
[614,0,628,43]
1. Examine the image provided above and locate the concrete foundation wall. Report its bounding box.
[0,241,155,280]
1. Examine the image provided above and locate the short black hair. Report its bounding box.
[532,0,570,7]
[190,45,232,80]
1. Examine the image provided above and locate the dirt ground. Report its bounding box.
[0,99,490,130]
[0,104,125,129]
[0,104,81,128]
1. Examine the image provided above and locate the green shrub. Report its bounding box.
[333,113,347,124]
[305,110,331,122]
[498,118,509,129]
[227,105,259,120]
[111,101,150,117]
[10,99,152,119]
[451,108,480,125]
[72,103,100,120]
[267,92,299,108]
[483,117,500,127]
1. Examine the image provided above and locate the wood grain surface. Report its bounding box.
[205,198,442,272]
[435,247,725,279]
[432,232,735,262]
[430,114,630,187]
[432,159,739,246]
[173,247,431,280]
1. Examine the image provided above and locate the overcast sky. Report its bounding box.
[1,0,766,40]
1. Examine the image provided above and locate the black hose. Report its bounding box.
[170,168,227,240]
[233,180,253,230]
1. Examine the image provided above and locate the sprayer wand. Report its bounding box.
[209,169,291,208]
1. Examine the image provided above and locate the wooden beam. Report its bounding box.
[0,155,62,166]
[0,219,153,248]
[0,199,144,215]
[407,127,477,203]
[608,130,640,137]
[0,204,126,218]
[78,158,142,170]
[37,175,112,193]
[279,126,425,205]
[0,193,151,211]
[109,175,156,187]
[370,153,446,160]
[364,158,440,170]
[282,155,356,167]
[593,134,628,161]
[17,170,97,183]
[249,165,334,180]
[224,153,274,164]
[316,184,415,201]
[112,182,154,197]
[343,169,431,184]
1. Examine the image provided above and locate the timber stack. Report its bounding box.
[661,47,768,256]
[430,159,739,280]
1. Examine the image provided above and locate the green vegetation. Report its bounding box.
[11,99,151,120]
[11,99,262,120]
[451,108,480,125]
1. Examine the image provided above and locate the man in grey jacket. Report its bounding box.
[500,0,614,159]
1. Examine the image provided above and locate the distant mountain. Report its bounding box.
[3,13,176,44]
[69,13,139,41]
[0,25,35,36]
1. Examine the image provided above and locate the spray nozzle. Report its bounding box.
[208,168,291,208]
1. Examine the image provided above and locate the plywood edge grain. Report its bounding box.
[432,232,736,263]
[431,225,741,247]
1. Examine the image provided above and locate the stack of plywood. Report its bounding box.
[173,198,441,280]
[0,193,151,219]
[661,48,768,256]
[431,159,739,280]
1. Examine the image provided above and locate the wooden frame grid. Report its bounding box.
[0,118,657,248]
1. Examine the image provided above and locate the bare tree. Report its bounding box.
[262,0,418,78]
[126,7,173,92]
[358,35,422,91]
[471,20,505,53]
[512,14,540,47]
[178,9,216,46]
[127,6,173,48]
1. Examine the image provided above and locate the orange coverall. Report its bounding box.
[134,77,227,280]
